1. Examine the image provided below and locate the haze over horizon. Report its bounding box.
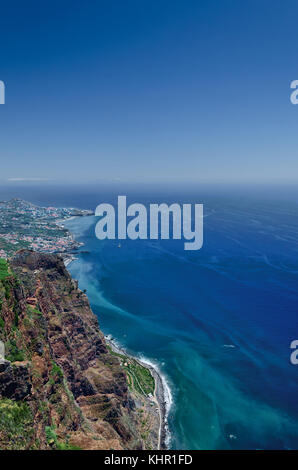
[0,0,298,184]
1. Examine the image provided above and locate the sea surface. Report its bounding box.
[2,183,298,449]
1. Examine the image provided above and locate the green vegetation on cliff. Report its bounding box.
[107,345,155,397]
[45,425,82,450]
[0,259,9,280]
[5,339,25,362]
[0,399,34,450]
[0,250,159,450]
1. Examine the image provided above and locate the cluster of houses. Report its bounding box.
[0,199,89,259]
[0,232,77,256]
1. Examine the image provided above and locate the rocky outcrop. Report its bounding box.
[0,250,158,450]
[0,361,31,400]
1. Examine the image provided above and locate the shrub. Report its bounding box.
[0,398,34,449]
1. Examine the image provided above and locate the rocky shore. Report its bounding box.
[61,212,171,449]
[105,337,168,449]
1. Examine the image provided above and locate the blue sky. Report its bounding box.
[0,0,297,184]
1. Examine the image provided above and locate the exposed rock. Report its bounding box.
[0,250,158,450]
[0,361,31,400]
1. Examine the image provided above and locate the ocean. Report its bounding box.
[2,183,298,449]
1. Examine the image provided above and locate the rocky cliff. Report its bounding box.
[0,250,159,450]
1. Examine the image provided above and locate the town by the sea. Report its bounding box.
[1,182,298,449]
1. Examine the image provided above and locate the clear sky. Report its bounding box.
[0,0,298,184]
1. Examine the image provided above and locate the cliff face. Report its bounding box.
[0,250,158,450]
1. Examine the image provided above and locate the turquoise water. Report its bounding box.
[2,183,296,449]
[63,191,298,450]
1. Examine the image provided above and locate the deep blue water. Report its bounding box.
[1,183,298,449]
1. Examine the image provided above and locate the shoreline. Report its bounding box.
[105,335,169,450]
[57,215,86,267]
[55,215,80,227]
[63,254,78,267]
[61,212,172,449]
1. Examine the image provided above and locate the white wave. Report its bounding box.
[105,337,174,448]
[137,354,174,447]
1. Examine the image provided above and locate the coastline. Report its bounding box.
[105,336,169,450]
[61,212,172,449]
[56,215,83,267]
[63,255,77,267]
[55,215,78,227]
